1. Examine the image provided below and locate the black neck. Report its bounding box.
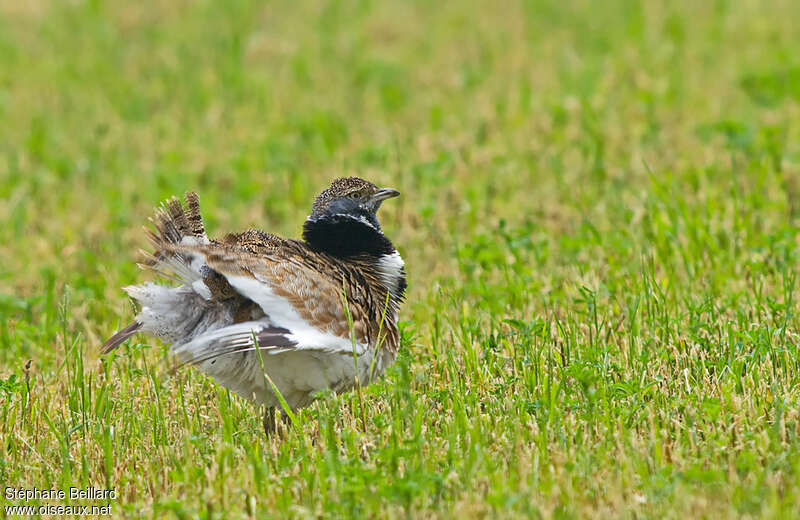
[303,215,395,257]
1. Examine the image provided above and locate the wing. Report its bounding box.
[170,320,298,368]
[162,239,387,367]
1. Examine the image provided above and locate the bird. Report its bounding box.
[102,177,406,434]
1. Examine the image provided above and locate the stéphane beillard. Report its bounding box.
[4,487,117,501]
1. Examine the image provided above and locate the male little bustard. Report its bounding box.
[103,177,406,433]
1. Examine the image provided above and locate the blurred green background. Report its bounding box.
[2,0,800,517]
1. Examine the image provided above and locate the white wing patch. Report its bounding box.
[222,274,366,355]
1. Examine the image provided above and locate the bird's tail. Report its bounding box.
[101,192,211,354]
[139,192,211,285]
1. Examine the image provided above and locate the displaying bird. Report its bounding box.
[102,177,406,434]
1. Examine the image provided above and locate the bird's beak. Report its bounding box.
[370,188,400,203]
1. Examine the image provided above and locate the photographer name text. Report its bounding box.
[4,486,117,501]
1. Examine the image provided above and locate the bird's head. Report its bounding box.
[308,177,399,231]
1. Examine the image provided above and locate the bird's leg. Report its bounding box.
[263,408,276,436]
[262,408,292,437]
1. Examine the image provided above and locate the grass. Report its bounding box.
[2,0,800,517]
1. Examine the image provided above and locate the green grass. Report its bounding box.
[2,0,800,517]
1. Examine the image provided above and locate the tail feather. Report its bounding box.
[101,322,143,354]
[184,191,206,237]
[147,192,208,250]
[141,192,211,286]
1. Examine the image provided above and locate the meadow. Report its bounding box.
[2,0,800,517]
